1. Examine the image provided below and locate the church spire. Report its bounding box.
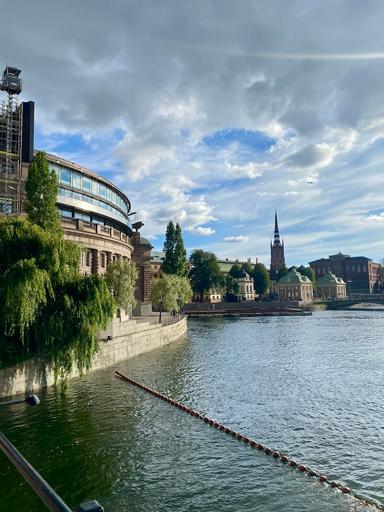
[274,211,281,246]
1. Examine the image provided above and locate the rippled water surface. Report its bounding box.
[1,310,384,511]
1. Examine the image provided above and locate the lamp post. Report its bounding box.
[0,395,104,512]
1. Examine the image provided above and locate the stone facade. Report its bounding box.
[316,271,347,299]
[277,269,313,304]
[234,270,255,301]
[0,316,187,399]
[309,252,381,294]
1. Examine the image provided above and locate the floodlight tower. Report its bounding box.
[0,66,23,214]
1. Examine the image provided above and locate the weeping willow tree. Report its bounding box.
[0,214,114,376]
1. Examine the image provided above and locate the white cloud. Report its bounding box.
[222,235,250,243]
[191,227,215,236]
[4,1,384,262]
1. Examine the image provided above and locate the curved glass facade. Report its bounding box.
[47,157,132,233]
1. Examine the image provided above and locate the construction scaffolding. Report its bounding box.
[0,66,22,214]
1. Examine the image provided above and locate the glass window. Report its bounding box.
[60,168,71,184]
[91,180,99,196]
[73,192,82,201]
[83,194,92,203]
[99,184,107,198]
[50,164,60,177]
[60,209,73,218]
[106,188,112,201]
[72,172,82,189]
[82,177,91,192]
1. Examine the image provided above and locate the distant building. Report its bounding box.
[316,271,347,299]
[217,258,255,276]
[309,253,381,294]
[277,269,313,304]
[150,250,164,280]
[270,211,285,275]
[192,289,222,303]
[234,269,255,301]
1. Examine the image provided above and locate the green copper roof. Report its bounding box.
[278,269,312,284]
[317,271,346,285]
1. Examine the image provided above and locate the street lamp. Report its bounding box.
[0,394,104,512]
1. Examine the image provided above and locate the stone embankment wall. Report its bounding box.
[0,316,187,399]
[183,300,302,312]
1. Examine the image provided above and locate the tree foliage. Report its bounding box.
[150,275,192,321]
[162,221,188,276]
[105,260,138,313]
[229,264,243,278]
[252,263,271,295]
[189,250,223,302]
[0,217,114,377]
[224,274,239,302]
[275,265,288,282]
[296,265,316,283]
[25,151,62,233]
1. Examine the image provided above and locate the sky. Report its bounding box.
[2,0,384,267]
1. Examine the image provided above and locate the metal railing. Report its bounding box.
[0,395,103,512]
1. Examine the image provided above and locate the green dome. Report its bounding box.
[278,269,312,284]
[317,271,346,285]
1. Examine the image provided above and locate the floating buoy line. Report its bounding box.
[115,370,383,510]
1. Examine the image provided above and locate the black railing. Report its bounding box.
[0,395,103,512]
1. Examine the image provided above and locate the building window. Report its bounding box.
[82,177,91,192]
[100,253,106,268]
[60,168,71,184]
[72,172,82,190]
[82,250,91,267]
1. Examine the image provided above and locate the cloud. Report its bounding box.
[4,1,384,262]
[222,235,250,243]
[192,227,215,236]
[285,144,335,170]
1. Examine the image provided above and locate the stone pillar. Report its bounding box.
[142,263,152,302]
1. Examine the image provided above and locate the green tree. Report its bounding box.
[229,263,243,278]
[0,217,114,377]
[174,223,189,276]
[162,221,176,274]
[105,260,138,314]
[242,262,254,275]
[162,221,188,276]
[150,275,192,321]
[252,263,271,295]
[189,250,223,302]
[25,151,62,233]
[224,274,239,302]
[297,265,316,283]
[276,265,288,282]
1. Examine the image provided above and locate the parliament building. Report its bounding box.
[0,66,152,314]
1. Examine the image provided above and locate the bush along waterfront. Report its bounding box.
[0,152,115,379]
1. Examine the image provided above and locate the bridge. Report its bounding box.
[328,295,384,309]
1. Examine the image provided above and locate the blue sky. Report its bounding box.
[5,0,384,266]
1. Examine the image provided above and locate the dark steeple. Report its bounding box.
[270,211,285,273]
[274,211,281,246]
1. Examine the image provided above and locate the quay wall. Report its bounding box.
[0,316,187,399]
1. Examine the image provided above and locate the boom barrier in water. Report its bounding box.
[115,369,384,511]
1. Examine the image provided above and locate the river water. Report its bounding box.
[0,310,383,511]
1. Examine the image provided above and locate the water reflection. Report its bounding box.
[0,311,383,511]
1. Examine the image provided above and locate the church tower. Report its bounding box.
[270,211,285,274]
